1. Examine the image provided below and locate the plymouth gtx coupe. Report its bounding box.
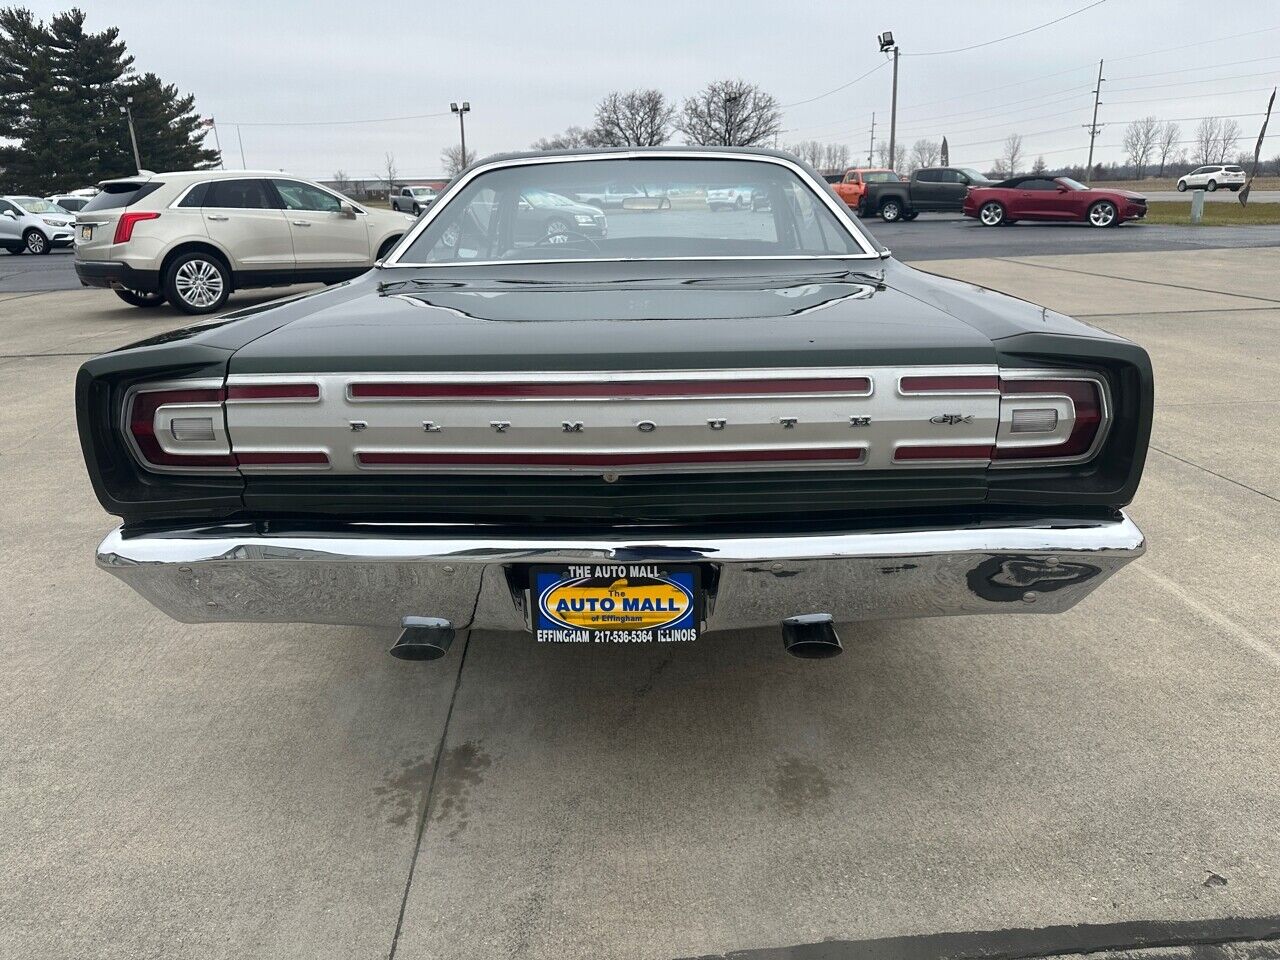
[78,148,1150,661]
[964,176,1147,227]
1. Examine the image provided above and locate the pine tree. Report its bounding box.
[0,7,57,192]
[120,73,220,173]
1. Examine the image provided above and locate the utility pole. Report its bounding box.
[235,125,247,168]
[451,101,471,168]
[868,112,876,166]
[878,32,899,170]
[1084,58,1105,185]
[120,97,142,173]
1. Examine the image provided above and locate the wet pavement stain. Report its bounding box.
[768,757,833,815]
[430,740,492,839]
[372,755,432,827]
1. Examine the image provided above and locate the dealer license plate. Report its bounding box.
[532,564,700,644]
[79,225,92,241]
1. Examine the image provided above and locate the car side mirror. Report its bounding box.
[339,201,357,218]
[1056,184,1069,193]
[1,210,15,219]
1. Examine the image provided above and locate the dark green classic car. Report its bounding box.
[77,148,1151,660]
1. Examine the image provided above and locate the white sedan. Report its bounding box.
[1176,165,1246,192]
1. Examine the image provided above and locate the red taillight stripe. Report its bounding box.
[235,451,330,466]
[357,448,867,468]
[113,211,160,245]
[894,444,994,462]
[900,375,999,393]
[227,383,320,401]
[349,378,872,400]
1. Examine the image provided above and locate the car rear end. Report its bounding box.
[1220,165,1247,188]
[73,176,181,294]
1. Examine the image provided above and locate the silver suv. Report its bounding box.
[1,196,76,254]
[74,170,415,313]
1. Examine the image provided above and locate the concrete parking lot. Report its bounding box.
[2,246,1278,959]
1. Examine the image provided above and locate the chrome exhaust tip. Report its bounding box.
[781,613,843,659]
[390,617,455,661]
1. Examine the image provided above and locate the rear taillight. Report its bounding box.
[125,382,329,472]
[994,372,1108,465]
[113,211,160,244]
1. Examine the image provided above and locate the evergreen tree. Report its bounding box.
[0,6,220,193]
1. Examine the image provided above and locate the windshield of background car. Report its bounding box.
[1058,177,1087,190]
[959,169,990,183]
[15,197,59,214]
[411,188,435,197]
[398,157,864,263]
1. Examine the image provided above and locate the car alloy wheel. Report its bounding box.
[412,204,421,215]
[1206,180,1217,192]
[1176,181,1187,192]
[545,218,570,237]
[880,200,901,222]
[24,230,47,254]
[1088,201,1117,227]
[979,202,1005,226]
[172,256,227,311]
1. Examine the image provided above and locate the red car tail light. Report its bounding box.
[993,372,1108,465]
[127,386,236,470]
[113,211,160,244]
[126,382,329,472]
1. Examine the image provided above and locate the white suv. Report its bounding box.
[1,196,76,254]
[1176,164,1246,192]
[74,170,415,313]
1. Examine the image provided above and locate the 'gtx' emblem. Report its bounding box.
[931,414,974,425]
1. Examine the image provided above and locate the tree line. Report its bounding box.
[0,6,218,194]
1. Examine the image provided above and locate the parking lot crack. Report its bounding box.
[994,257,1280,306]
[1151,445,1279,504]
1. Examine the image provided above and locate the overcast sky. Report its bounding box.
[26,0,1280,178]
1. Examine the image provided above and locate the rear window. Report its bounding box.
[81,181,162,212]
[1224,165,1244,172]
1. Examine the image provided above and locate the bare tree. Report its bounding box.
[909,138,940,172]
[1155,121,1180,177]
[874,139,906,171]
[1123,116,1158,179]
[593,89,674,146]
[332,169,353,194]
[440,143,473,176]
[1193,117,1221,165]
[999,133,1024,177]
[1031,155,1048,175]
[821,142,850,173]
[531,125,607,151]
[677,79,782,147]
[1217,118,1242,163]
[382,152,398,192]
[784,139,826,169]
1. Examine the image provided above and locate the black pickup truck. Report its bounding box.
[860,166,993,222]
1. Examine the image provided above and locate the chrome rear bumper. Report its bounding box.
[96,514,1144,631]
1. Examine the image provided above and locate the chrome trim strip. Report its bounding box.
[95,514,1146,629]
[381,150,881,266]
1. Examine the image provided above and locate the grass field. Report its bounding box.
[1141,200,1280,225]
[1102,175,1280,193]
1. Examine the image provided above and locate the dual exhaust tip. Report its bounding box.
[390,613,842,661]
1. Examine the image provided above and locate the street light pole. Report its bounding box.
[868,112,876,166]
[878,32,899,171]
[120,96,142,173]
[451,101,471,169]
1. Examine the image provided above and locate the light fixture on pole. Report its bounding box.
[450,101,471,169]
[877,31,899,172]
[120,96,142,173]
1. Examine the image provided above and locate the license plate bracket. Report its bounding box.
[530,563,701,644]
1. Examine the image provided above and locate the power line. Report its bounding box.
[1110,69,1280,95]
[780,61,888,109]
[220,110,453,127]
[902,0,1108,56]
[1110,53,1280,82]
[1107,24,1280,64]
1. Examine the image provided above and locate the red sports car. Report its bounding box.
[963,175,1147,227]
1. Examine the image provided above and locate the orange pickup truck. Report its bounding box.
[830,168,902,213]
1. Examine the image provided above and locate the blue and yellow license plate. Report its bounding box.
[532,564,700,644]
